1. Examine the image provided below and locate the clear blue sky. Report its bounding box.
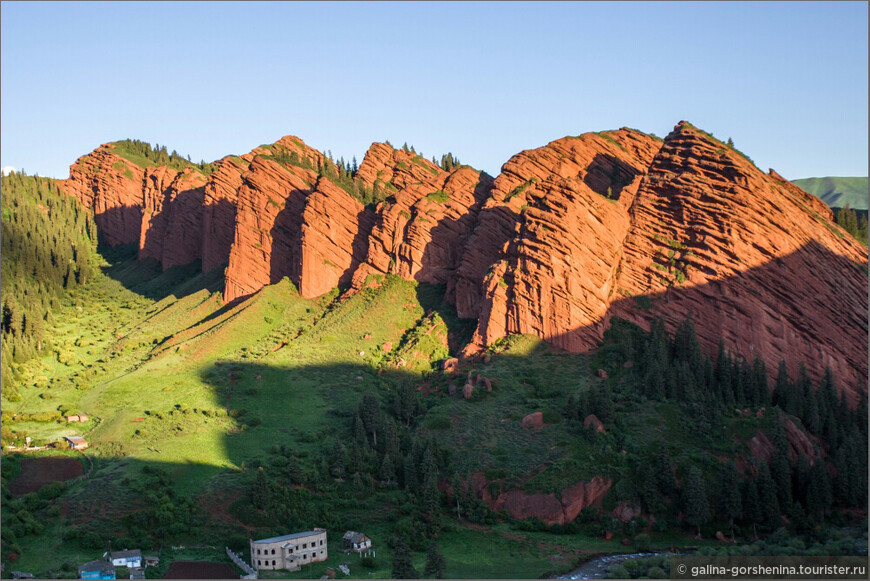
[1,1,867,180]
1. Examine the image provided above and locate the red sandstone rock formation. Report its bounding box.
[521,411,544,430]
[612,122,868,403]
[61,123,867,403]
[747,429,775,464]
[143,169,208,269]
[471,472,612,525]
[202,156,249,273]
[351,143,492,289]
[583,414,605,433]
[223,158,307,301]
[63,146,146,247]
[460,128,662,355]
[298,177,374,299]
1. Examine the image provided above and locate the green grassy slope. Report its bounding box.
[2,176,866,578]
[792,176,869,210]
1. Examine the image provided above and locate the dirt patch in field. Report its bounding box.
[8,457,84,495]
[163,561,238,579]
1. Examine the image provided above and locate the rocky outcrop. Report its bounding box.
[583,414,605,433]
[63,147,146,247]
[140,168,207,268]
[298,178,374,299]
[459,129,662,354]
[62,123,868,403]
[223,140,320,302]
[471,472,612,525]
[521,411,544,430]
[611,122,868,402]
[783,416,819,463]
[352,143,492,288]
[747,430,775,464]
[202,156,249,273]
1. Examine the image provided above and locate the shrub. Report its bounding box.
[541,409,562,424]
[634,533,651,551]
[426,190,449,203]
[425,417,451,430]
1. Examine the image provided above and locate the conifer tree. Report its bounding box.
[380,454,395,484]
[757,461,780,528]
[392,538,418,579]
[360,393,381,447]
[682,466,709,538]
[252,467,271,510]
[717,462,742,540]
[741,477,761,539]
[806,460,832,524]
[772,360,790,411]
[424,541,446,578]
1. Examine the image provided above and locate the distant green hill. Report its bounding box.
[792,176,868,210]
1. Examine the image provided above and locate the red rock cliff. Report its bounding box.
[461,129,662,354]
[62,126,868,401]
[223,137,323,302]
[351,143,492,289]
[63,146,146,247]
[202,156,249,274]
[610,121,868,402]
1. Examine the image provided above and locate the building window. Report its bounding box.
[303,543,307,549]
[271,549,275,555]
[257,549,261,555]
[257,560,260,566]
[272,560,276,566]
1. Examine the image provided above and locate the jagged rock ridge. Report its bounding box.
[61,123,868,400]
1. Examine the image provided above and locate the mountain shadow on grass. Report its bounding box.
[98,241,223,301]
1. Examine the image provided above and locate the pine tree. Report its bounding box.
[793,363,811,420]
[741,477,761,539]
[756,461,780,528]
[252,467,271,510]
[772,360,790,411]
[717,462,742,540]
[806,461,832,524]
[833,447,850,506]
[360,393,381,447]
[391,538,418,579]
[380,454,396,484]
[423,471,440,516]
[424,541,446,578]
[751,356,768,405]
[404,453,419,492]
[682,466,709,538]
[353,413,367,445]
[654,444,677,498]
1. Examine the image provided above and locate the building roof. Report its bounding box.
[253,530,323,544]
[343,531,368,543]
[109,549,142,560]
[78,561,116,574]
[64,436,87,443]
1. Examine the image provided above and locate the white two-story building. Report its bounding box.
[250,529,327,571]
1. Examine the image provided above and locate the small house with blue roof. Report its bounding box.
[78,560,115,580]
